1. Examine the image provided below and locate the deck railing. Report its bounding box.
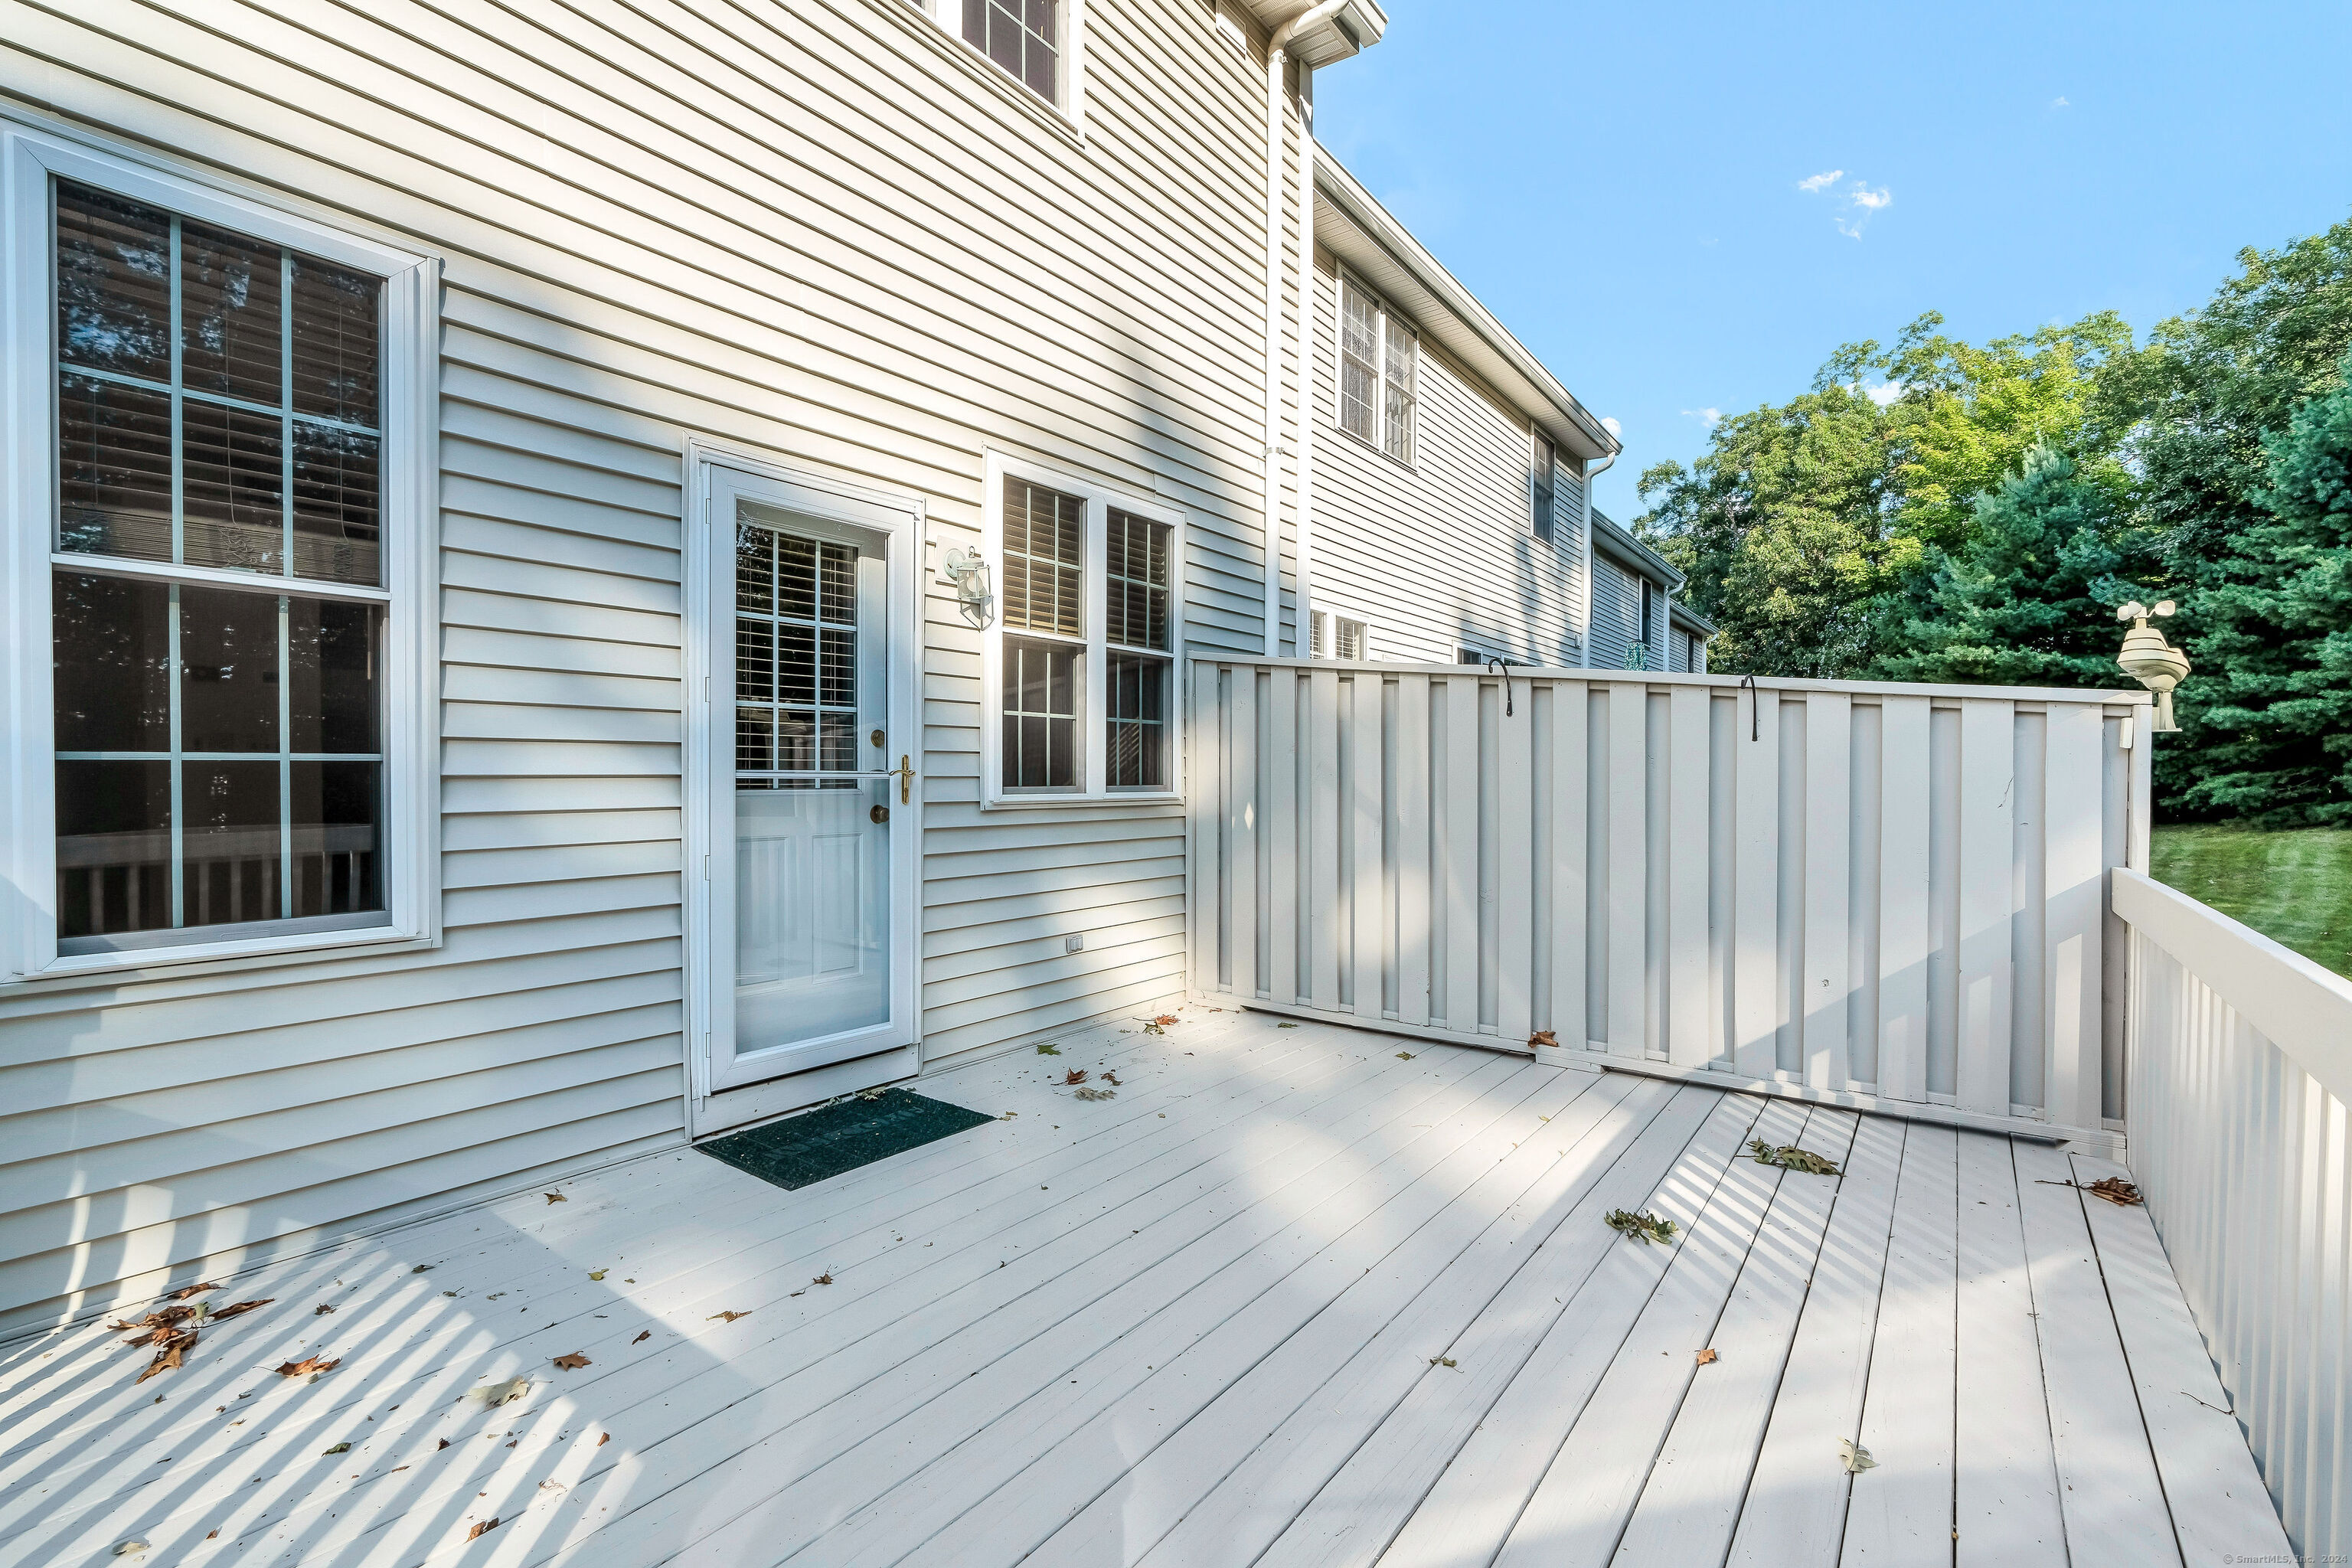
[2113,867,2350,1561]
[1185,658,2151,1148]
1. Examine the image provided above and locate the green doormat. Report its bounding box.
[696,1088,997,1191]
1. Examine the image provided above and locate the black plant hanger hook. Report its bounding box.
[1739,672,1759,740]
[1485,656,1514,717]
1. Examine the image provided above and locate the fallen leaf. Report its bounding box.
[314,1302,336,1315]
[321,1442,351,1455]
[465,1376,530,1407]
[588,1270,607,1281]
[540,1478,567,1492]
[551,1353,591,1370]
[1529,1031,1559,1048]
[166,1282,220,1301]
[113,1541,148,1557]
[210,1299,273,1322]
[709,1310,750,1322]
[467,1518,499,1540]
[1840,1437,1877,1474]
[1276,1022,1298,1029]
[1749,1140,1841,1176]
[1697,1348,1719,1367]
[2037,1176,2144,1206]
[1062,1069,1089,1086]
[1154,1014,1180,1027]
[598,1432,611,1447]
[438,1439,451,1449]
[998,1111,1019,1121]
[1427,1355,1458,1368]
[1606,1210,1678,1246]
[812,1272,834,1286]
[136,1330,197,1383]
[544,1192,567,1204]
[1035,1043,1061,1056]
[632,1331,651,1344]
[410,1264,433,1274]
[1074,1086,1115,1100]
[276,1356,341,1378]
[1101,1072,1121,1086]
[1396,1051,1416,1060]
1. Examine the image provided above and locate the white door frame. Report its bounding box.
[683,442,925,1138]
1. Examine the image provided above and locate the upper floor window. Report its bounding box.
[962,0,1061,103]
[1532,433,1557,544]
[983,456,1184,805]
[1337,278,1416,464]
[5,129,437,977]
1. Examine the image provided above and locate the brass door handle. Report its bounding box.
[891,754,916,805]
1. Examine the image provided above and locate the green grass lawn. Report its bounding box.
[2149,824,2352,979]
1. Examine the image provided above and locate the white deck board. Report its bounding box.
[0,1014,2282,1568]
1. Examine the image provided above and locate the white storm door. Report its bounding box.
[702,466,919,1094]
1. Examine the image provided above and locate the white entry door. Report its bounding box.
[694,458,920,1101]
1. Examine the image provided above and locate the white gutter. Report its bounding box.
[1263,2,1344,656]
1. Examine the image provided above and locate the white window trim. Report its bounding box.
[905,0,1090,126]
[1333,270,1417,469]
[1,119,441,982]
[1308,608,1373,662]
[980,450,1183,809]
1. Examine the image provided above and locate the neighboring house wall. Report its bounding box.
[1587,553,1643,669]
[0,0,1289,1331]
[1307,247,1587,667]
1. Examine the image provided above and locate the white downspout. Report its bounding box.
[1578,449,1614,667]
[1264,2,1344,658]
[1295,77,1318,656]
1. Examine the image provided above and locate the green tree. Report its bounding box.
[2175,358,2352,824]
[1870,443,2147,688]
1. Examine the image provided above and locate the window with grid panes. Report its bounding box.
[1104,509,1170,789]
[735,528,861,789]
[962,0,1060,102]
[1001,476,1084,790]
[50,178,389,951]
[1336,277,1416,464]
[1532,433,1556,544]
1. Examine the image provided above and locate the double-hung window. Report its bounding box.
[983,454,1182,805]
[5,130,436,975]
[1336,277,1416,464]
[1308,610,1369,662]
[962,0,1062,102]
[1532,433,1557,545]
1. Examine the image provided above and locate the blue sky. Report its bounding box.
[1313,1,2352,521]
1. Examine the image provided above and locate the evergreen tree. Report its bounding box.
[2177,358,2352,824]
[1871,444,2146,688]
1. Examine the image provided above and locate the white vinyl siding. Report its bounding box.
[1308,248,1586,668]
[0,0,1292,1331]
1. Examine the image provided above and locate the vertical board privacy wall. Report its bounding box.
[1187,660,2151,1148]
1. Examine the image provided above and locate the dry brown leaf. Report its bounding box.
[209,1299,272,1323]
[1696,1348,1719,1367]
[544,1192,567,1204]
[166,1282,220,1301]
[1101,1071,1121,1086]
[438,1438,451,1450]
[812,1272,834,1286]
[320,1442,350,1455]
[708,1310,750,1322]
[598,1432,610,1446]
[551,1352,591,1370]
[588,1270,607,1281]
[1062,1069,1089,1086]
[2087,1176,2144,1206]
[632,1330,651,1344]
[1530,1031,1559,1048]
[466,1518,499,1540]
[136,1330,197,1383]
[275,1355,340,1378]
[314,1302,336,1315]
[1153,1015,1179,1027]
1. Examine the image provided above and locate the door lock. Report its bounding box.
[871,728,885,749]
[870,804,890,825]
[891,753,916,805]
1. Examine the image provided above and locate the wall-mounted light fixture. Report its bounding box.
[942,545,993,627]
[2115,599,2190,733]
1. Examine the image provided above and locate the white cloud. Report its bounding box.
[1849,185,1892,211]
[2052,95,2071,108]
[1864,381,1903,407]
[1601,416,1622,438]
[1681,407,1723,426]
[1805,175,1893,237]
[1797,169,1844,193]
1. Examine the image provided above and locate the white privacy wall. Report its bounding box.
[1189,662,2150,1145]
[0,0,1289,1331]
[2115,869,2352,1563]
[1305,247,1585,667]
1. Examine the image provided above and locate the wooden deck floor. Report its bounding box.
[0,1011,2291,1568]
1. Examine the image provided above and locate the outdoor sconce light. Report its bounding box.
[2115,599,2190,733]
[942,545,993,626]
